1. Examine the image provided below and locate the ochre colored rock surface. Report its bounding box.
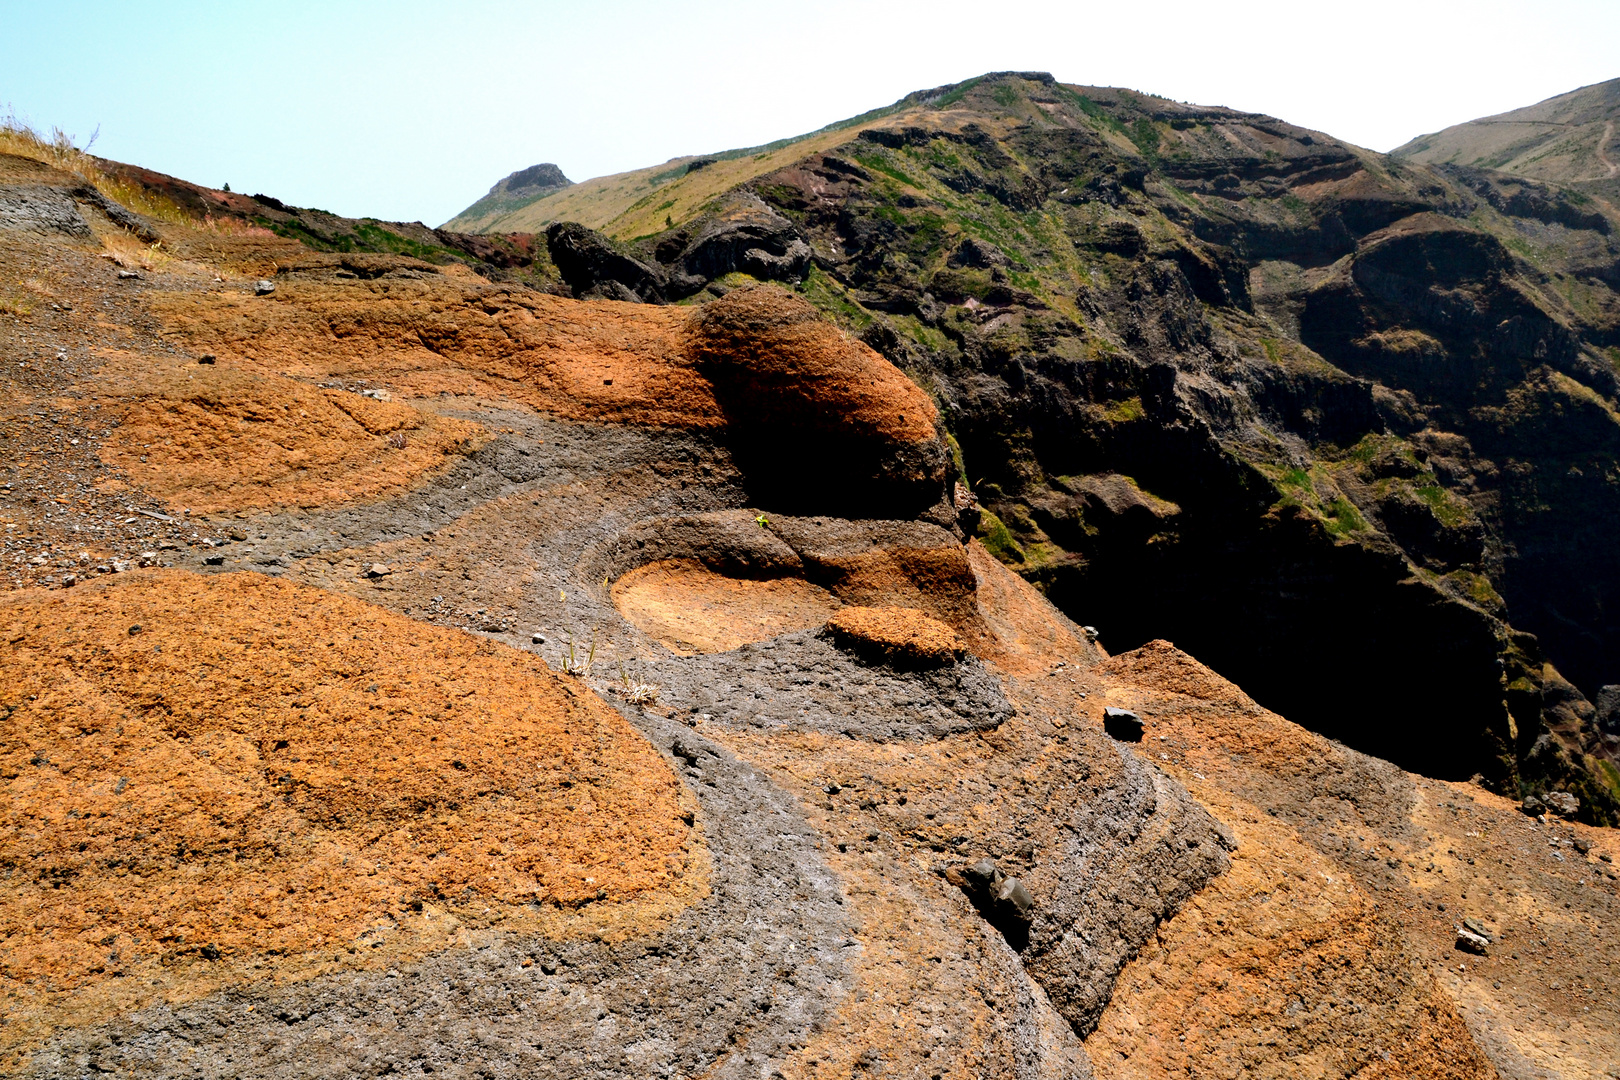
[824,605,964,667]
[143,274,946,519]
[98,364,486,512]
[611,558,840,655]
[0,571,703,1060]
[152,272,720,429]
[684,284,938,445]
[149,273,936,447]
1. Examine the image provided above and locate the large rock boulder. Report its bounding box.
[684,284,950,519]
[545,221,667,302]
[664,192,812,289]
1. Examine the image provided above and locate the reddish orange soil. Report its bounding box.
[0,571,703,1056]
[98,363,486,512]
[824,604,964,666]
[611,558,841,654]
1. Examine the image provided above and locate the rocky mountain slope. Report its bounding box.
[449,72,1620,825]
[444,163,574,233]
[1394,78,1620,203]
[2,96,1618,1079]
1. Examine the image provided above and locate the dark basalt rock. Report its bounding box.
[545,220,668,302]
[667,192,811,291]
[1103,707,1145,742]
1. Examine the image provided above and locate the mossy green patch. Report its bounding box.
[1446,569,1505,610]
[975,509,1025,564]
[946,433,968,487]
[1103,396,1145,423]
[1415,484,1474,527]
[1323,497,1366,537]
[798,265,874,332]
[852,152,923,189]
[1128,119,1162,161]
[931,76,984,109]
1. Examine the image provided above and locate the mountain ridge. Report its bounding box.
[1393,76,1620,203]
[453,70,1620,821]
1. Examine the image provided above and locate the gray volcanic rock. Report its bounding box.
[655,191,812,293]
[654,628,1015,742]
[546,220,667,302]
[493,162,573,198]
[0,184,93,237]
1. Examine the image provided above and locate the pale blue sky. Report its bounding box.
[4,0,1617,227]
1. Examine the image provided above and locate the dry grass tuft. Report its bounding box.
[2,111,204,227]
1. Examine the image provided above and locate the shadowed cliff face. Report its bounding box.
[538,72,1620,819]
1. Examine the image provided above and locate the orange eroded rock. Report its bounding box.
[97,365,487,512]
[611,558,841,655]
[684,284,939,445]
[151,273,715,428]
[824,605,963,667]
[0,571,702,1047]
[1087,780,1494,1080]
[1088,640,1508,1077]
[962,538,1099,671]
[149,276,946,515]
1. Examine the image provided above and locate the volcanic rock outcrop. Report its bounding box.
[3,90,1620,1080]
[464,71,1620,821]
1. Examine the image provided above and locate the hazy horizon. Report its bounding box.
[4,0,1617,226]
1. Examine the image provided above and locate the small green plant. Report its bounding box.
[755,514,770,529]
[563,628,597,677]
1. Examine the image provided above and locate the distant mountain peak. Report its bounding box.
[441,163,574,229]
[490,163,572,198]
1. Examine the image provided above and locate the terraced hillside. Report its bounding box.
[451,71,1620,824]
[2,87,1619,1079]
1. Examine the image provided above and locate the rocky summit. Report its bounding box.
[1,73,1618,1080]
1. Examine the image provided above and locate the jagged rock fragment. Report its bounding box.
[1542,791,1580,817]
[1456,921,1492,955]
[1104,706,1145,741]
